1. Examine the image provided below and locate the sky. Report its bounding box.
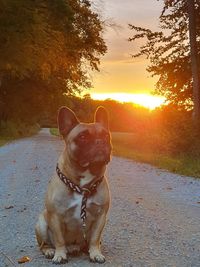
[90,0,164,97]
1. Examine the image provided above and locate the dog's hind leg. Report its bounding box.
[35,210,55,259]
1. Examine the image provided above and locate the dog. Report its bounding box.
[35,106,112,264]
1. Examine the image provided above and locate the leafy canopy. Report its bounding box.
[0,0,106,121]
[129,0,200,109]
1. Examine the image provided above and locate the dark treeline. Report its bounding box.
[39,94,151,132]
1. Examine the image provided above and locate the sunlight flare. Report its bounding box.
[91,93,165,110]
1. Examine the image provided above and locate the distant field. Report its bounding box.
[50,129,200,178]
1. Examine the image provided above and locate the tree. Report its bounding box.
[129,0,200,112]
[0,0,106,122]
[187,0,200,125]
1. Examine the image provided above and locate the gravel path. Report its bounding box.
[1,129,200,267]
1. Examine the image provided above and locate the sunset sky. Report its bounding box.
[89,0,164,108]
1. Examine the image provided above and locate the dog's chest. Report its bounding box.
[53,170,104,229]
[68,193,83,221]
[65,171,102,222]
[62,192,101,227]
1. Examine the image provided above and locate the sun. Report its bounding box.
[91,93,165,110]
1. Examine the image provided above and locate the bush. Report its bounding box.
[0,120,40,139]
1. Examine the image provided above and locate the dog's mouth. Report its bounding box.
[90,157,110,167]
[79,154,111,168]
[79,159,110,168]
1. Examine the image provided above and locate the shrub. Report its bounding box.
[0,120,40,139]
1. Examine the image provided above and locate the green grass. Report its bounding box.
[50,129,200,178]
[0,122,40,147]
[111,132,200,178]
[50,128,59,136]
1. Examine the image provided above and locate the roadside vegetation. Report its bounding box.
[112,133,200,178]
[50,128,59,137]
[0,121,40,146]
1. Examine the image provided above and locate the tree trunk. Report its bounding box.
[188,0,200,129]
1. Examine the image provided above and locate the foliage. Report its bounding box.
[0,119,40,146]
[129,0,200,109]
[0,0,106,122]
[112,132,200,178]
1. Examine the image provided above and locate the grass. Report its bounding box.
[50,128,59,136]
[0,138,14,147]
[0,121,40,147]
[111,132,200,178]
[50,128,200,178]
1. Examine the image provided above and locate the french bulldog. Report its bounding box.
[35,106,112,264]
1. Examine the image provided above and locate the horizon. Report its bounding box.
[90,92,165,110]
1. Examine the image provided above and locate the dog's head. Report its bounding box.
[58,106,112,169]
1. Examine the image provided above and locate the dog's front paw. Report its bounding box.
[89,248,105,263]
[52,249,68,264]
[42,248,55,259]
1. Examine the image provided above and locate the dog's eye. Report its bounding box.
[79,134,87,140]
[78,132,90,142]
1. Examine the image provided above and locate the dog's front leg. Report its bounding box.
[88,211,107,263]
[48,213,68,264]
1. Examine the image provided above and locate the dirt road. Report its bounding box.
[1,129,200,267]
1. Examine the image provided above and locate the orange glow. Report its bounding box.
[91,93,165,110]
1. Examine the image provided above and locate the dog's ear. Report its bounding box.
[94,106,109,130]
[58,106,79,136]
